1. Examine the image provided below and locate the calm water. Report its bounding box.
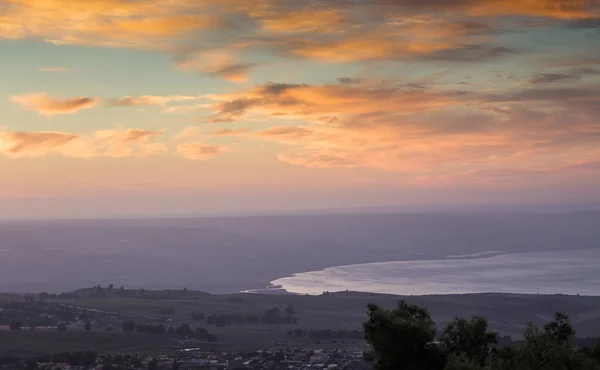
[270,248,600,296]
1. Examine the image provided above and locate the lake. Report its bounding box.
[269,248,600,296]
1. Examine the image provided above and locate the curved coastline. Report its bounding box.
[264,248,600,296]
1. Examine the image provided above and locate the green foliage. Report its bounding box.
[363,304,600,370]
[441,316,497,366]
[363,301,444,370]
[444,354,482,370]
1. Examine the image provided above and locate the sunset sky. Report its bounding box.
[1,0,600,218]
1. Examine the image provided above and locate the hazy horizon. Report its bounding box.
[2,200,600,221]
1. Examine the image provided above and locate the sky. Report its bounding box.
[1,0,600,218]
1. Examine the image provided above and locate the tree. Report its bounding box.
[486,346,519,370]
[441,316,497,366]
[195,327,209,339]
[363,301,444,370]
[84,321,92,332]
[108,284,114,291]
[122,321,135,332]
[174,324,194,338]
[57,323,68,331]
[443,354,481,370]
[544,312,575,344]
[518,313,577,370]
[9,321,22,331]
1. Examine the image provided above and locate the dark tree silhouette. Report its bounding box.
[441,316,497,366]
[363,301,443,370]
[121,321,135,332]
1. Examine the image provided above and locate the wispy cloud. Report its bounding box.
[0,129,166,159]
[202,80,600,176]
[177,143,225,160]
[174,51,256,83]
[2,0,597,66]
[105,95,202,107]
[209,128,250,136]
[525,67,600,84]
[10,93,100,116]
[36,67,74,72]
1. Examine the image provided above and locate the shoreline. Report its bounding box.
[255,248,600,297]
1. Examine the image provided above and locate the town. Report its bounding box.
[1,348,370,370]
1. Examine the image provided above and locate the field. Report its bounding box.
[2,289,600,356]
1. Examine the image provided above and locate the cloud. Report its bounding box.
[208,82,460,124]
[0,132,79,157]
[525,67,600,84]
[486,85,600,102]
[0,129,167,158]
[337,77,363,85]
[37,67,73,72]
[170,127,227,160]
[2,0,596,67]
[263,19,501,62]
[420,44,521,62]
[258,8,347,34]
[10,93,99,116]
[564,17,600,28]
[105,95,202,107]
[0,0,225,49]
[174,51,255,83]
[277,153,357,168]
[381,0,600,19]
[209,128,250,136]
[203,80,600,176]
[176,143,225,160]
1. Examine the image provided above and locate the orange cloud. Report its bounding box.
[466,0,599,19]
[208,82,458,122]
[176,143,225,160]
[205,81,600,175]
[258,9,347,34]
[1,0,596,65]
[10,93,99,116]
[0,132,78,158]
[0,0,224,49]
[210,128,250,136]
[277,153,357,168]
[0,129,167,158]
[170,127,227,160]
